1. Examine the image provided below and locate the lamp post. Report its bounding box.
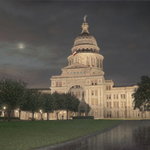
[3,106,6,121]
[39,110,43,120]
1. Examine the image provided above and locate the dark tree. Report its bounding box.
[70,95,80,113]
[0,78,27,121]
[133,76,150,111]
[52,92,62,120]
[41,93,54,120]
[21,89,42,121]
[62,93,80,120]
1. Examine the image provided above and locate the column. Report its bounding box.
[98,88,101,118]
[101,88,104,118]
[86,88,88,104]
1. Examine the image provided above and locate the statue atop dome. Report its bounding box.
[83,15,87,22]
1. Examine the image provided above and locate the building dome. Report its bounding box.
[71,20,100,54]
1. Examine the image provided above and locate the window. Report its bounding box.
[107,102,109,108]
[121,102,123,108]
[109,102,111,108]
[77,72,79,74]
[106,86,111,90]
[116,94,118,99]
[91,90,94,95]
[117,102,119,108]
[132,102,134,107]
[114,94,116,99]
[113,94,118,99]
[109,95,111,99]
[95,80,97,85]
[95,90,98,96]
[95,99,98,105]
[95,109,98,117]
[114,102,116,108]
[92,99,94,105]
[121,94,125,99]
[106,94,111,100]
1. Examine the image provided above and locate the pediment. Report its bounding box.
[62,63,88,69]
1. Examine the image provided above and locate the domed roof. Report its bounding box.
[71,20,100,54]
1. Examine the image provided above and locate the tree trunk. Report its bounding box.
[32,112,34,121]
[7,110,11,121]
[19,110,21,120]
[47,112,49,120]
[56,112,58,120]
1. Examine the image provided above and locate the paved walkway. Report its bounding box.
[34,120,150,150]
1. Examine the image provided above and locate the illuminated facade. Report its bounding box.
[50,19,150,119]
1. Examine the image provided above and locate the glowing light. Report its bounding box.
[18,43,25,49]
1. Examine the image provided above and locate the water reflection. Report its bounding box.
[36,121,150,150]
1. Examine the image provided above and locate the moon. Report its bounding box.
[18,43,25,49]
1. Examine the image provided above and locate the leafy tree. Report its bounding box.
[41,93,54,120]
[51,92,61,120]
[62,93,80,120]
[133,76,150,112]
[0,78,27,121]
[21,89,42,121]
[70,94,80,112]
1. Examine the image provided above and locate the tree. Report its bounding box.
[21,89,42,121]
[52,92,62,120]
[70,94,80,112]
[133,76,150,112]
[62,93,80,120]
[0,78,27,121]
[41,93,54,120]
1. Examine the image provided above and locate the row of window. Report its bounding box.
[87,80,102,85]
[106,101,130,108]
[69,57,103,68]
[56,82,62,87]
[91,99,98,105]
[106,94,126,100]
[91,90,98,96]
[67,72,86,75]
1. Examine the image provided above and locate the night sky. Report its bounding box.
[0,1,150,88]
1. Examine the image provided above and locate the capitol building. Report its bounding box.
[50,18,150,119]
[6,18,150,120]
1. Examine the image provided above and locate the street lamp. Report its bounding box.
[3,106,6,121]
[39,109,43,120]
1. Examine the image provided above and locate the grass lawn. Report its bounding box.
[0,119,122,150]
